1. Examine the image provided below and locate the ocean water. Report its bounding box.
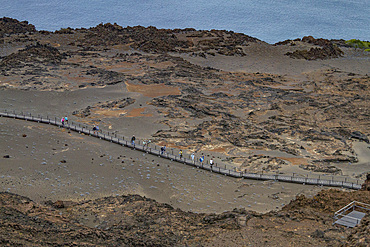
[2,0,369,43]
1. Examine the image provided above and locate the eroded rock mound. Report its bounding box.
[78,23,260,55]
[239,155,289,172]
[0,42,65,69]
[0,17,36,37]
[299,164,342,174]
[285,36,343,60]
[72,98,136,117]
[283,189,370,213]
[80,24,191,53]
[0,192,250,246]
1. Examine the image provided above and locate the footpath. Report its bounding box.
[0,110,362,190]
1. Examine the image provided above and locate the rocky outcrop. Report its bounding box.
[0,42,65,69]
[351,131,369,143]
[285,36,343,60]
[72,98,135,117]
[85,68,124,85]
[79,24,192,53]
[299,164,341,174]
[1,189,369,246]
[78,23,260,55]
[240,155,289,172]
[0,17,36,37]
[0,192,249,246]
[283,189,370,213]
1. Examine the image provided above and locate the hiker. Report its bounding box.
[61,117,65,125]
[143,140,150,150]
[64,116,68,124]
[143,140,146,149]
[92,125,99,134]
[210,158,214,170]
[160,146,164,155]
[131,135,136,146]
[147,140,151,149]
[179,150,183,159]
[200,156,204,164]
[191,153,195,162]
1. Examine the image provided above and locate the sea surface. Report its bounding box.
[2,0,369,43]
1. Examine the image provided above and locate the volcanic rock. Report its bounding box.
[0,17,36,37]
[285,36,343,60]
[0,42,65,69]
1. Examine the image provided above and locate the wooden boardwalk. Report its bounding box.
[0,110,362,190]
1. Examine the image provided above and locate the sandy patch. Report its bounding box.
[104,62,145,75]
[125,107,153,117]
[125,82,181,97]
[205,146,228,153]
[93,109,128,118]
[279,157,308,166]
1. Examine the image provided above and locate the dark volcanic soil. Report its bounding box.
[0,189,369,246]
